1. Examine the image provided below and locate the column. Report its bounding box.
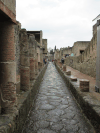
[20,29,30,91]
[0,21,17,113]
[29,34,35,80]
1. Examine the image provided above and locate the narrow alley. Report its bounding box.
[22,62,95,133]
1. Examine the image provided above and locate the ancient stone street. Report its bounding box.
[22,62,95,133]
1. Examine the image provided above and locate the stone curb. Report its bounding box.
[55,63,100,133]
[0,63,48,133]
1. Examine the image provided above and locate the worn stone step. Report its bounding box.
[79,79,89,92]
[70,76,77,81]
[66,71,71,75]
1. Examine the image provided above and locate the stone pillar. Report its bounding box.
[20,29,30,91]
[29,34,35,80]
[0,21,17,113]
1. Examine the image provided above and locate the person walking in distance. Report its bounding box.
[61,57,64,64]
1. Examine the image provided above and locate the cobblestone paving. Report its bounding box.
[22,62,95,133]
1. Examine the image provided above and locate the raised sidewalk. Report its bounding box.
[55,63,100,133]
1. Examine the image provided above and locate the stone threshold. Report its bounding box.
[55,63,100,133]
[0,63,48,133]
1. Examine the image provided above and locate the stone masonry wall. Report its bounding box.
[20,29,30,91]
[14,21,21,93]
[65,31,97,78]
[0,22,48,114]
[42,39,47,54]
[62,47,72,57]
[28,34,35,80]
[73,41,90,56]
[0,0,48,129]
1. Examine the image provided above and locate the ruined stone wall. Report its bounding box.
[34,31,42,46]
[28,34,36,81]
[40,48,43,66]
[62,47,72,57]
[93,23,97,35]
[20,29,30,91]
[37,46,40,62]
[42,39,47,54]
[55,50,60,60]
[0,20,47,114]
[35,36,40,44]
[65,31,97,78]
[73,41,90,56]
[40,30,42,46]
[14,21,21,93]
[59,49,63,61]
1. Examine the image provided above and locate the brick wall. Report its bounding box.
[0,21,16,113]
[0,21,15,62]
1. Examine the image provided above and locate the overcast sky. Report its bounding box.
[16,0,99,50]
